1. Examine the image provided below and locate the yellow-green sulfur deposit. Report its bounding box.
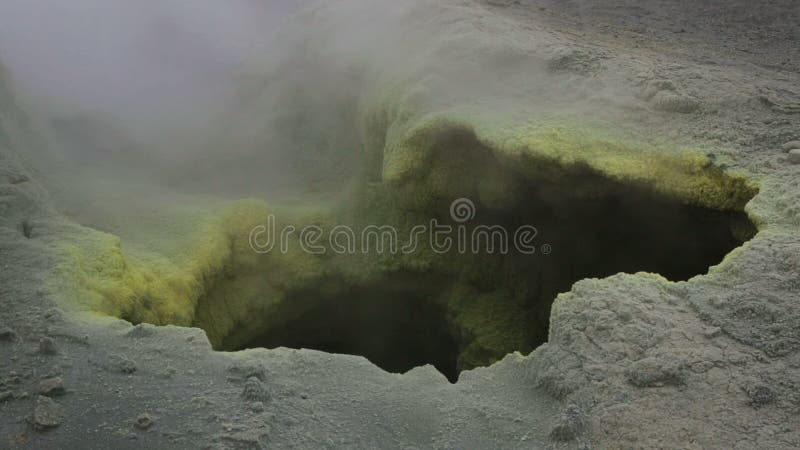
[52,111,759,380]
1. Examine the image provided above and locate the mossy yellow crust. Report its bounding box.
[55,201,249,325]
[53,96,759,374]
[54,199,327,330]
[481,123,757,211]
[53,196,372,350]
[58,229,201,325]
[377,113,757,212]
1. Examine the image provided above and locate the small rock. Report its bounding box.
[227,362,266,381]
[0,390,13,402]
[486,0,515,6]
[38,377,65,397]
[134,413,155,431]
[158,367,177,379]
[550,404,589,442]
[547,48,601,74]
[33,396,63,430]
[125,324,155,339]
[0,327,17,342]
[651,91,700,113]
[191,396,211,408]
[747,385,775,408]
[787,149,800,164]
[242,376,270,402]
[38,337,57,355]
[248,401,265,413]
[20,221,34,239]
[781,140,800,151]
[690,361,715,374]
[703,326,722,338]
[43,309,63,322]
[113,355,137,374]
[8,173,29,184]
[627,356,687,387]
[642,79,677,99]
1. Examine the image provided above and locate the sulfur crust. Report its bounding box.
[51,111,760,369]
[380,113,758,212]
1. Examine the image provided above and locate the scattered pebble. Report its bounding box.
[89,353,137,373]
[134,413,155,431]
[486,0,515,7]
[113,355,137,374]
[43,309,63,322]
[703,326,722,338]
[38,337,57,355]
[33,396,63,430]
[10,432,27,446]
[125,324,155,339]
[38,377,65,397]
[787,149,800,164]
[651,91,700,113]
[248,401,265,413]
[7,173,29,185]
[550,404,588,442]
[0,327,17,342]
[7,371,21,385]
[242,376,270,402]
[627,356,687,387]
[641,79,676,99]
[747,385,775,408]
[781,140,800,152]
[227,362,266,382]
[191,396,211,408]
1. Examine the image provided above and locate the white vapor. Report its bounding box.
[0,0,298,137]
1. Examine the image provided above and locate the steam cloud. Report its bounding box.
[0,0,298,138]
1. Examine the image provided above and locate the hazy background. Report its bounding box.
[0,0,552,201]
[0,0,299,141]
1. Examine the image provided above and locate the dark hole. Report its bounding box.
[206,135,758,383]
[20,220,33,239]
[225,182,755,382]
[241,275,460,382]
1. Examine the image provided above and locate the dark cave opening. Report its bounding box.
[240,275,461,382]
[230,178,756,383]
[221,129,759,383]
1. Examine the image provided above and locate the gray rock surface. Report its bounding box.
[783,141,800,151]
[37,378,65,397]
[788,149,800,164]
[32,396,63,430]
